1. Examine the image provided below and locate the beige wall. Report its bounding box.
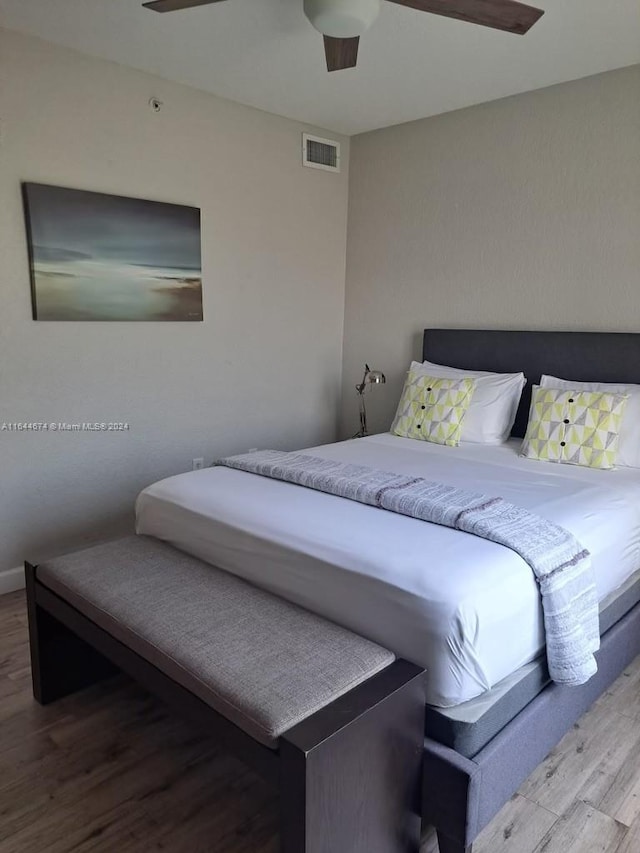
[2,30,638,576]
[341,65,640,437]
[0,29,349,574]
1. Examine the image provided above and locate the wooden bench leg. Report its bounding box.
[25,562,118,704]
[279,660,426,853]
[436,831,473,853]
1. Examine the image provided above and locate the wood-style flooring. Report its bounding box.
[1,590,639,853]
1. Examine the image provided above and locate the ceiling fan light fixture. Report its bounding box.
[304,0,381,38]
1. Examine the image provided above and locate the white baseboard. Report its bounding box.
[0,566,25,596]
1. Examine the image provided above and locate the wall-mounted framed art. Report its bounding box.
[22,183,203,321]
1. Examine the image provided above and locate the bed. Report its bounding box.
[136,329,640,853]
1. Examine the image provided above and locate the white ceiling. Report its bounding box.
[1,0,639,135]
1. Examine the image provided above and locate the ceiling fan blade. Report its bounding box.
[143,0,227,12]
[324,36,360,72]
[386,0,544,34]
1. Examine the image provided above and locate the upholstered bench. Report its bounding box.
[25,535,426,853]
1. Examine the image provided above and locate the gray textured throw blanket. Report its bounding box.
[218,450,600,686]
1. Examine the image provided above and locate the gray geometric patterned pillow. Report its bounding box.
[520,386,628,469]
[391,371,476,447]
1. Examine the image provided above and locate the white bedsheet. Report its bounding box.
[135,435,640,707]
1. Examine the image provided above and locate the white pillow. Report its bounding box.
[408,360,526,444]
[540,374,640,468]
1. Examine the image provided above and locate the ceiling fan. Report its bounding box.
[142,0,545,72]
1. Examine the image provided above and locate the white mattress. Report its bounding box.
[136,435,640,707]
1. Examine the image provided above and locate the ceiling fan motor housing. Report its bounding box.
[304,0,381,38]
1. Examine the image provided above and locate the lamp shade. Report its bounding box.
[304,0,381,38]
[366,370,386,385]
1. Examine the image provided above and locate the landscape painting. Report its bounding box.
[22,183,202,321]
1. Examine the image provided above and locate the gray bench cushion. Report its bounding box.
[37,535,395,747]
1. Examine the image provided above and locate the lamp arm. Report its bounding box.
[353,364,372,438]
[355,363,371,396]
[358,394,368,437]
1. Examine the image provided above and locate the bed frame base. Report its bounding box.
[422,598,640,851]
[26,562,426,853]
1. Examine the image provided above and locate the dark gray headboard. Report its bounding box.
[423,329,640,438]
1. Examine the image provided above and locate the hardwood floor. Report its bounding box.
[1,589,638,853]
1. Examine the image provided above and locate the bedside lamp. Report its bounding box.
[354,364,386,438]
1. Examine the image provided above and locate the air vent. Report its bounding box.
[302,133,340,173]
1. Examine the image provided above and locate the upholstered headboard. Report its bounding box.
[422,329,640,438]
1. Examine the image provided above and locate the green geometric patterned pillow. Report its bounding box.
[391,371,476,447]
[520,386,628,469]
